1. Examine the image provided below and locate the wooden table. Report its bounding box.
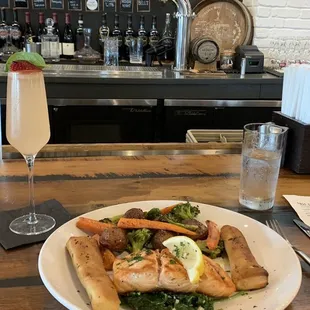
[1,153,310,310]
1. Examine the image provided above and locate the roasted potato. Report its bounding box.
[221,225,269,290]
[182,219,208,240]
[152,230,176,250]
[124,208,145,219]
[100,227,128,252]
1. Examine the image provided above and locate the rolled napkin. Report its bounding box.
[282,64,310,124]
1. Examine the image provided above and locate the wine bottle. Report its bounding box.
[62,13,75,59]
[24,12,34,44]
[0,9,7,49]
[75,13,84,51]
[37,12,46,43]
[11,9,22,49]
[149,16,159,47]
[162,13,174,62]
[111,14,123,60]
[124,15,135,61]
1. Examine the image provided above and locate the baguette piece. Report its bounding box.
[221,225,269,290]
[66,236,120,310]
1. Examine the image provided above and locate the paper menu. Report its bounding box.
[284,195,310,226]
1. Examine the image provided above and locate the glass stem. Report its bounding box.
[25,155,38,225]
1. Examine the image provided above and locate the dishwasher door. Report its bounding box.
[163,100,281,142]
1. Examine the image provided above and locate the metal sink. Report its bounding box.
[0,63,164,78]
[43,64,163,78]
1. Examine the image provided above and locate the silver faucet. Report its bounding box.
[161,0,194,71]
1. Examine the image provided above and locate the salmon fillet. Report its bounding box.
[158,249,197,293]
[114,249,235,298]
[113,250,159,293]
[197,256,236,297]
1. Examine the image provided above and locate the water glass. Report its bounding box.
[104,37,119,66]
[129,37,143,64]
[239,123,288,211]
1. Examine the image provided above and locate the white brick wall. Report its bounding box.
[243,0,310,65]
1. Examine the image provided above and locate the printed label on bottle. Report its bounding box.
[149,37,159,46]
[11,29,21,40]
[0,29,8,39]
[62,43,75,55]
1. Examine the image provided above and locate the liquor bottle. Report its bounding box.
[76,13,84,51]
[138,15,148,47]
[162,13,174,62]
[62,13,75,59]
[138,15,148,60]
[149,16,159,47]
[24,12,34,44]
[37,12,46,43]
[124,15,135,61]
[111,14,123,60]
[11,9,22,49]
[99,13,109,55]
[0,9,8,48]
[52,12,62,55]
[41,18,60,62]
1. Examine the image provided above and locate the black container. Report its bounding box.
[272,111,310,174]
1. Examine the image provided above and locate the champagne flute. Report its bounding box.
[6,69,56,235]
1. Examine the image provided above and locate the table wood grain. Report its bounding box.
[0,154,309,310]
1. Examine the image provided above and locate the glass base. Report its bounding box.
[9,214,56,236]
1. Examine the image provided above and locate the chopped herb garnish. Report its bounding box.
[127,255,144,263]
[173,245,181,258]
[169,259,177,265]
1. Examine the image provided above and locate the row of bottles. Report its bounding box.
[99,13,174,61]
[0,8,175,62]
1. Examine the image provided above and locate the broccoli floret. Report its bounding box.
[99,214,123,225]
[169,203,200,221]
[196,240,225,259]
[146,208,162,220]
[127,229,153,253]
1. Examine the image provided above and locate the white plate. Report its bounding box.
[38,200,302,310]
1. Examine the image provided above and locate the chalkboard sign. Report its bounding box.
[50,0,64,9]
[103,0,116,11]
[85,0,99,11]
[68,0,82,10]
[119,0,132,13]
[137,0,149,12]
[0,0,10,8]
[32,0,46,9]
[14,0,29,8]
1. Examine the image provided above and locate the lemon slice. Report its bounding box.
[163,236,204,284]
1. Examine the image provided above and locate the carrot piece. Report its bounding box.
[117,217,197,236]
[206,220,220,250]
[101,248,116,271]
[160,204,178,215]
[76,217,114,235]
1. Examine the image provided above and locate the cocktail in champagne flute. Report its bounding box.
[6,52,55,235]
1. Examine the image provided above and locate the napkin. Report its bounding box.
[0,199,72,250]
[282,65,310,124]
[283,195,310,226]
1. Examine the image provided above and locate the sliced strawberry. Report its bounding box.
[10,61,41,72]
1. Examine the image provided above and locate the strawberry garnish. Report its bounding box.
[10,61,41,72]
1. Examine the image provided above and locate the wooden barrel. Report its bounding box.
[190,37,220,64]
[191,0,254,54]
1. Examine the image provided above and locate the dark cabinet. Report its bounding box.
[52,106,156,143]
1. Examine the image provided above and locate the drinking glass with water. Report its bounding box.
[239,123,288,210]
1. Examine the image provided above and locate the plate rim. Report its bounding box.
[38,200,302,310]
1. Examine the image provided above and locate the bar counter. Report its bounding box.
[0,143,309,309]
[0,65,282,100]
